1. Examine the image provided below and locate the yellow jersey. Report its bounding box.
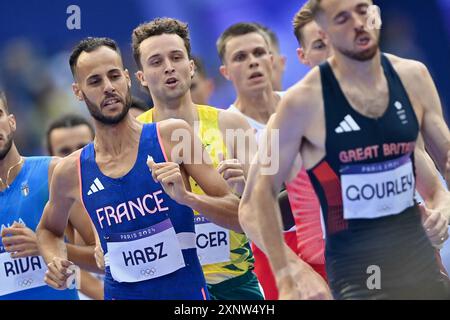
[137,105,254,284]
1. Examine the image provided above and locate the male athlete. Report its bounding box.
[36,37,241,300]
[240,0,450,300]
[0,92,96,300]
[133,18,263,300]
[217,22,321,299]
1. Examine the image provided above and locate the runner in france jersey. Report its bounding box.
[79,123,208,300]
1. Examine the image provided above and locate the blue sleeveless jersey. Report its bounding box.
[0,157,79,300]
[79,123,208,300]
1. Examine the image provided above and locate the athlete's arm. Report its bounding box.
[240,80,331,299]
[37,156,79,289]
[409,61,450,186]
[151,119,242,232]
[216,111,257,197]
[65,203,101,273]
[415,137,449,246]
[218,110,257,176]
[48,158,100,273]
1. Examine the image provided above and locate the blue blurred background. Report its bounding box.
[0,0,449,155]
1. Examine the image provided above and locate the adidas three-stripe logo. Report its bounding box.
[87,178,105,196]
[335,115,361,134]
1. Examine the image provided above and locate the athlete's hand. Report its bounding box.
[147,156,189,205]
[217,154,246,197]
[1,222,40,258]
[291,260,332,300]
[277,274,301,300]
[420,204,449,248]
[94,244,105,271]
[45,257,76,290]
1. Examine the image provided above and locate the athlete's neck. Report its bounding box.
[0,143,23,191]
[332,50,384,88]
[93,114,142,157]
[152,93,198,127]
[233,88,278,125]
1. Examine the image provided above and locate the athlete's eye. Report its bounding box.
[357,4,369,15]
[335,12,350,24]
[87,78,100,85]
[149,59,161,66]
[110,74,121,80]
[313,40,326,50]
[253,48,267,57]
[233,53,247,62]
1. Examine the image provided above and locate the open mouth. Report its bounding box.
[102,97,121,108]
[355,34,371,46]
[165,77,178,86]
[249,72,264,80]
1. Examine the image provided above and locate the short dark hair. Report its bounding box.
[130,96,149,112]
[46,114,95,155]
[253,23,280,53]
[69,37,121,76]
[0,90,8,114]
[132,17,191,70]
[293,1,314,47]
[216,22,270,62]
[192,56,207,78]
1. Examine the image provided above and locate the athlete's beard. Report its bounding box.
[83,89,132,125]
[0,132,13,160]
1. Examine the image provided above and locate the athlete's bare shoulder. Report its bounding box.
[280,66,323,117]
[157,118,191,139]
[384,53,431,89]
[51,150,82,200]
[217,108,252,131]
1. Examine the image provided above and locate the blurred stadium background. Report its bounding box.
[0,0,449,279]
[0,0,449,155]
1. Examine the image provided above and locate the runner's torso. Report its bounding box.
[307,54,441,289]
[138,106,254,285]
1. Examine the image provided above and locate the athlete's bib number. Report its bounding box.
[0,248,47,296]
[106,219,185,283]
[340,154,415,220]
[194,215,230,266]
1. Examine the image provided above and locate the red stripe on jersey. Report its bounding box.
[311,161,348,234]
[286,169,325,265]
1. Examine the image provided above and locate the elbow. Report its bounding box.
[238,188,260,235]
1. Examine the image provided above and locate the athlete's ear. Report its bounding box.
[124,69,131,87]
[219,65,230,81]
[296,48,308,66]
[135,71,148,88]
[189,59,195,78]
[72,83,84,101]
[8,114,16,133]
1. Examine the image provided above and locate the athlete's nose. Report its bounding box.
[249,54,259,69]
[164,59,175,75]
[352,11,366,31]
[103,77,116,94]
